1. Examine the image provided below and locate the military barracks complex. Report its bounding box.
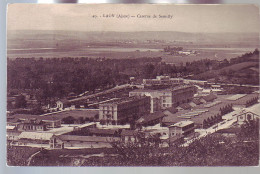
[7,76,259,149]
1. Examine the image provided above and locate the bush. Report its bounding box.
[100,119,106,125]
[62,116,76,124]
[112,120,116,125]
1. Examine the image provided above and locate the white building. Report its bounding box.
[236,103,260,124]
[168,120,195,138]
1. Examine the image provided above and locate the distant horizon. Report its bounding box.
[7,29,259,34]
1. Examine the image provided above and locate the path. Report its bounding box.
[27,150,41,166]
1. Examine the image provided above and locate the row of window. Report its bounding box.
[101,107,115,111]
[67,140,99,144]
[23,125,44,130]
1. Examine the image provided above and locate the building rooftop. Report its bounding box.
[77,122,96,129]
[100,96,148,105]
[232,94,259,105]
[130,89,163,98]
[191,98,202,105]
[88,128,118,135]
[44,126,75,135]
[202,93,217,102]
[8,114,61,122]
[249,67,259,73]
[163,102,229,125]
[18,132,54,141]
[164,107,178,114]
[169,120,194,128]
[43,109,99,119]
[204,101,222,108]
[160,85,193,93]
[215,127,241,134]
[177,109,209,118]
[6,126,16,130]
[227,94,247,101]
[130,85,193,95]
[184,79,208,83]
[23,118,44,125]
[243,103,260,116]
[9,110,99,122]
[57,135,119,142]
[177,103,192,110]
[68,84,131,103]
[57,99,70,104]
[191,110,220,125]
[136,111,165,124]
[130,89,157,93]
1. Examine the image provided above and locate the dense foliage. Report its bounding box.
[7,146,40,166]
[7,49,259,108]
[192,49,259,84]
[8,57,160,103]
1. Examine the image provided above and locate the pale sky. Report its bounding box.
[7,4,260,33]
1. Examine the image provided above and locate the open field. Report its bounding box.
[7,30,259,65]
[7,44,257,65]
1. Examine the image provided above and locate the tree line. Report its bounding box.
[7,49,259,108]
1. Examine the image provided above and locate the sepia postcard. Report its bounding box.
[6,4,260,167]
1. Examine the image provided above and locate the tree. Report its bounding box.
[7,101,14,110]
[77,117,85,124]
[62,116,75,124]
[15,95,27,108]
[110,132,163,166]
[100,119,106,125]
[94,114,99,121]
[31,105,44,115]
[84,117,90,122]
[112,120,116,125]
[237,119,259,141]
[143,64,155,79]
[253,48,259,55]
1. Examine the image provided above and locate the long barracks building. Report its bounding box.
[129,85,196,112]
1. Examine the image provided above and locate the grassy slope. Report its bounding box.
[193,60,259,81]
[7,146,40,166]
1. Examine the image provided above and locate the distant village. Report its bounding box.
[7,75,260,149]
[163,46,198,56]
